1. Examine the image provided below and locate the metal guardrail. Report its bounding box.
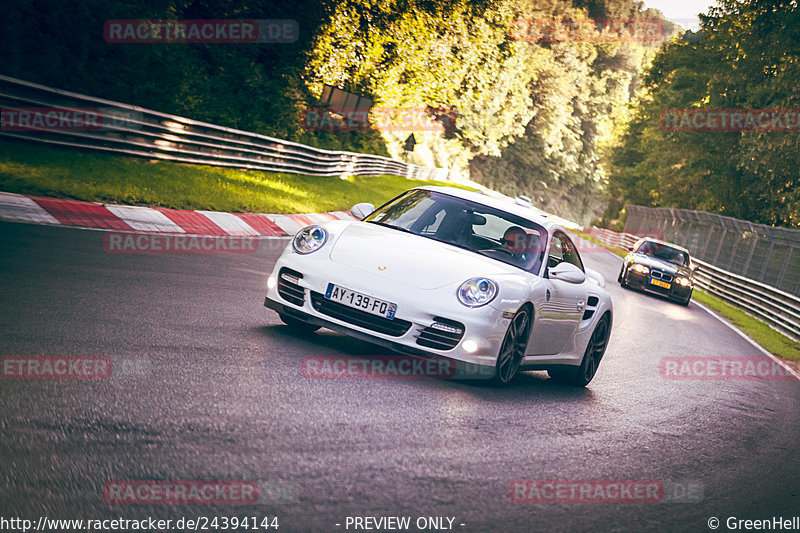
[587,228,800,341]
[0,74,447,180]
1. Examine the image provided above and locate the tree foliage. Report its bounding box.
[1,0,684,225]
[605,0,800,228]
[0,0,333,146]
[305,0,675,224]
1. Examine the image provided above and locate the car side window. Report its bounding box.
[548,231,585,272]
[548,233,564,268]
[561,234,584,272]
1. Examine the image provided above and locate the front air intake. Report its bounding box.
[582,295,600,321]
[416,317,465,351]
[277,267,305,307]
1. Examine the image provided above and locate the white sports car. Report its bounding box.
[264,186,613,386]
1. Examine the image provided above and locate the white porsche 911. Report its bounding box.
[264,186,613,386]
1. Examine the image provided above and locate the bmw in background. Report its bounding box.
[618,238,696,305]
[264,186,613,386]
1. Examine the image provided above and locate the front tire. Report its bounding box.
[279,313,321,334]
[678,290,693,306]
[548,315,610,387]
[490,306,531,386]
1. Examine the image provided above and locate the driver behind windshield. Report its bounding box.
[500,226,541,269]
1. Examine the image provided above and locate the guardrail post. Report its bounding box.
[712,228,727,264]
[700,223,714,259]
[742,232,760,277]
[758,241,774,284]
[776,246,794,289]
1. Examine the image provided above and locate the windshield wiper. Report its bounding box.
[366,220,417,235]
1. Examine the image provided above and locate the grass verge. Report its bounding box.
[0,139,473,214]
[570,229,800,362]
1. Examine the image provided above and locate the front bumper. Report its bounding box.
[264,296,494,379]
[626,270,692,301]
[264,248,511,376]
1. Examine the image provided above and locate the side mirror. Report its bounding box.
[549,262,586,284]
[585,268,606,288]
[627,246,634,251]
[692,264,700,273]
[351,202,375,220]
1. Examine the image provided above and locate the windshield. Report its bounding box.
[364,189,548,273]
[636,240,689,266]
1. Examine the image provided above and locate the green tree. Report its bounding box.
[605,0,800,227]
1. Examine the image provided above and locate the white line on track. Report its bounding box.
[693,301,800,382]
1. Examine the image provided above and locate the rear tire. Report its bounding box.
[279,313,321,334]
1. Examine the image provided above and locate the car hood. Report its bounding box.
[631,254,692,277]
[328,222,522,289]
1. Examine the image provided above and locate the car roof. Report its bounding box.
[635,237,690,254]
[415,185,560,232]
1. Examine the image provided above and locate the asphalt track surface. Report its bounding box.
[0,220,798,532]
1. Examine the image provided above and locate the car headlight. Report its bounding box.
[292,225,328,254]
[676,277,692,287]
[458,277,498,308]
[631,263,650,274]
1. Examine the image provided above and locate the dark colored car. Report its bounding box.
[618,238,697,306]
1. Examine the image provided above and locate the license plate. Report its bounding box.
[325,283,397,319]
[649,278,671,289]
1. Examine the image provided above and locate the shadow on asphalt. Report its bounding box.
[255,324,395,356]
[619,283,694,308]
[254,325,597,400]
